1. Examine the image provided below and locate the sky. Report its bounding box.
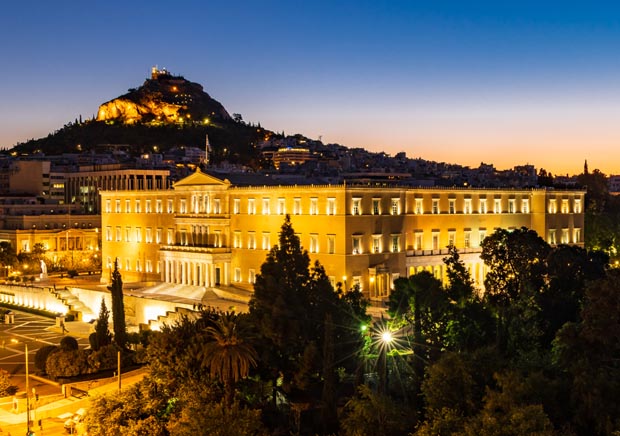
[1,1,620,175]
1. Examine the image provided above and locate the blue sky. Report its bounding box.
[2,0,620,174]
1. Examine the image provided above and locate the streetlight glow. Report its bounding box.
[381,331,393,343]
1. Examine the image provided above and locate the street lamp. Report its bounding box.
[376,326,393,395]
[11,339,32,434]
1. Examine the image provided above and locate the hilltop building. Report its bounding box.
[101,169,585,303]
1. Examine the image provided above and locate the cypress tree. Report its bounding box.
[108,258,127,349]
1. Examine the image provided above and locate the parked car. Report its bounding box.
[64,408,86,433]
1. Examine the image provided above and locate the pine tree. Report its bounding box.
[108,259,127,349]
[91,297,112,351]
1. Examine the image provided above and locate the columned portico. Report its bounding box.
[160,246,231,289]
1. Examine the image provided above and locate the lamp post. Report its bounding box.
[11,339,31,434]
[377,329,393,395]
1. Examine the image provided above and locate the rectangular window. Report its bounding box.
[448,230,456,246]
[146,260,152,273]
[327,198,336,215]
[213,230,221,247]
[156,199,163,213]
[248,198,256,215]
[145,200,152,213]
[249,269,256,284]
[415,198,423,214]
[479,199,487,214]
[494,199,501,214]
[352,198,361,215]
[327,234,335,254]
[179,199,186,214]
[106,226,112,241]
[262,232,270,250]
[464,231,471,249]
[293,197,302,215]
[310,234,319,253]
[234,268,241,282]
[574,228,581,243]
[561,199,570,214]
[432,232,439,250]
[126,259,131,271]
[233,231,241,248]
[391,198,400,215]
[449,199,456,214]
[372,235,381,253]
[135,228,142,243]
[522,199,530,213]
[464,198,472,214]
[262,198,270,215]
[248,232,256,249]
[549,229,557,245]
[105,199,111,213]
[432,199,439,214]
[277,198,286,215]
[167,199,174,213]
[135,199,142,213]
[125,227,131,242]
[167,229,174,245]
[156,228,162,244]
[136,259,141,272]
[115,226,122,242]
[414,232,423,250]
[391,235,400,253]
[125,199,131,213]
[146,227,153,243]
[213,199,221,214]
[310,197,318,215]
[372,198,381,215]
[561,228,569,244]
[115,199,121,213]
[508,199,516,213]
[352,236,362,254]
[233,198,240,214]
[574,199,582,213]
[549,199,557,214]
[479,229,487,246]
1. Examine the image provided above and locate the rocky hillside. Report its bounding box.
[97,68,231,124]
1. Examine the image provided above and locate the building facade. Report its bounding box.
[101,169,585,301]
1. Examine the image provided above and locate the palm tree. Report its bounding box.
[199,312,258,405]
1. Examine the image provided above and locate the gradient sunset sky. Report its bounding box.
[1,1,619,175]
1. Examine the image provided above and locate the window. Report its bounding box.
[167,229,174,245]
[278,198,286,215]
[156,228,162,244]
[156,199,163,213]
[179,199,186,214]
[310,197,318,215]
[135,228,142,243]
[372,198,381,215]
[549,199,557,214]
[106,226,112,241]
[448,230,456,246]
[262,198,270,215]
[233,231,241,248]
[167,199,174,213]
[432,232,439,250]
[327,234,335,254]
[479,199,487,214]
[464,198,472,214]
[479,229,487,246]
[115,227,122,242]
[233,198,240,214]
[432,199,439,214]
[249,269,256,284]
[549,229,557,245]
[310,234,319,253]
[248,198,256,215]
[146,227,152,243]
[415,198,423,214]
[372,235,382,253]
[213,230,221,247]
[574,198,582,213]
[561,228,569,244]
[248,232,256,249]
[464,231,471,249]
[209,198,218,214]
[574,228,581,243]
[508,199,516,213]
[414,232,423,250]
[115,199,121,213]
[293,197,302,215]
[146,260,152,273]
[125,199,131,213]
[136,259,141,272]
[145,200,152,213]
[262,232,270,250]
[391,198,401,215]
[105,199,111,213]
[449,199,456,214]
[126,259,131,271]
[352,236,362,254]
[135,199,142,213]
[352,198,361,215]
[234,268,241,282]
[522,199,530,213]
[561,199,569,214]
[391,235,400,253]
[125,227,131,242]
[327,198,336,215]
[494,199,501,214]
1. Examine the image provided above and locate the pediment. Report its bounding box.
[173,168,230,188]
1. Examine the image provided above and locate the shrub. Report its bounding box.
[60,336,79,351]
[46,349,91,378]
[34,345,59,374]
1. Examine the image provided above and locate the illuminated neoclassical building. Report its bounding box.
[101,169,585,301]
